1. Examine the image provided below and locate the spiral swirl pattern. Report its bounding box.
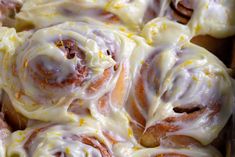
[1,20,135,122]
[146,0,235,38]
[7,124,115,157]
[127,19,234,147]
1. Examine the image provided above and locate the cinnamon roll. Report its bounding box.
[0,20,135,125]
[127,19,235,147]
[147,0,235,37]
[7,123,119,157]
[0,0,22,27]
[0,27,24,130]
[145,0,235,58]
[15,0,148,31]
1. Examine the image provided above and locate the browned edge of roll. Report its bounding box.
[1,91,28,130]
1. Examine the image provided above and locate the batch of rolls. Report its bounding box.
[0,0,235,157]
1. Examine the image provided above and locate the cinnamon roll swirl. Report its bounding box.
[1,20,135,125]
[146,0,235,38]
[145,0,235,58]
[15,0,148,31]
[7,123,118,157]
[127,19,234,147]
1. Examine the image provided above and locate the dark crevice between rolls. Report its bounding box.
[169,1,193,24]
[173,106,201,114]
[191,36,234,67]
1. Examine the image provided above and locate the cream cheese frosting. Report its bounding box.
[0,20,136,125]
[150,0,235,38]
[128,146,222,157]
[126,18,235,145]
[7,123,115,157]
[6,121,222,157]
[0,3,233,156]
[112,140,222,157]
[0,27,22,87]
[0,128,10,157]
[0,118,11,157]
[15,0,148,31]
[141,17,191,47]
[186,0,235,38]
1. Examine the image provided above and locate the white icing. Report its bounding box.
[0,128,11,157]
[0,140,5,157]
[0,27,22,88]
[127,18,235,145]
[187,0,235,38]
[112,141,222,157]
[0,27,21,55]
[130,146,222,157]
[0,3,233,157]
[151,0,235,38]
[105,0,148,30]
[16,0,149,30]
[141,18,191,47]
[7,123,113,157]
[1,21,135,124]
